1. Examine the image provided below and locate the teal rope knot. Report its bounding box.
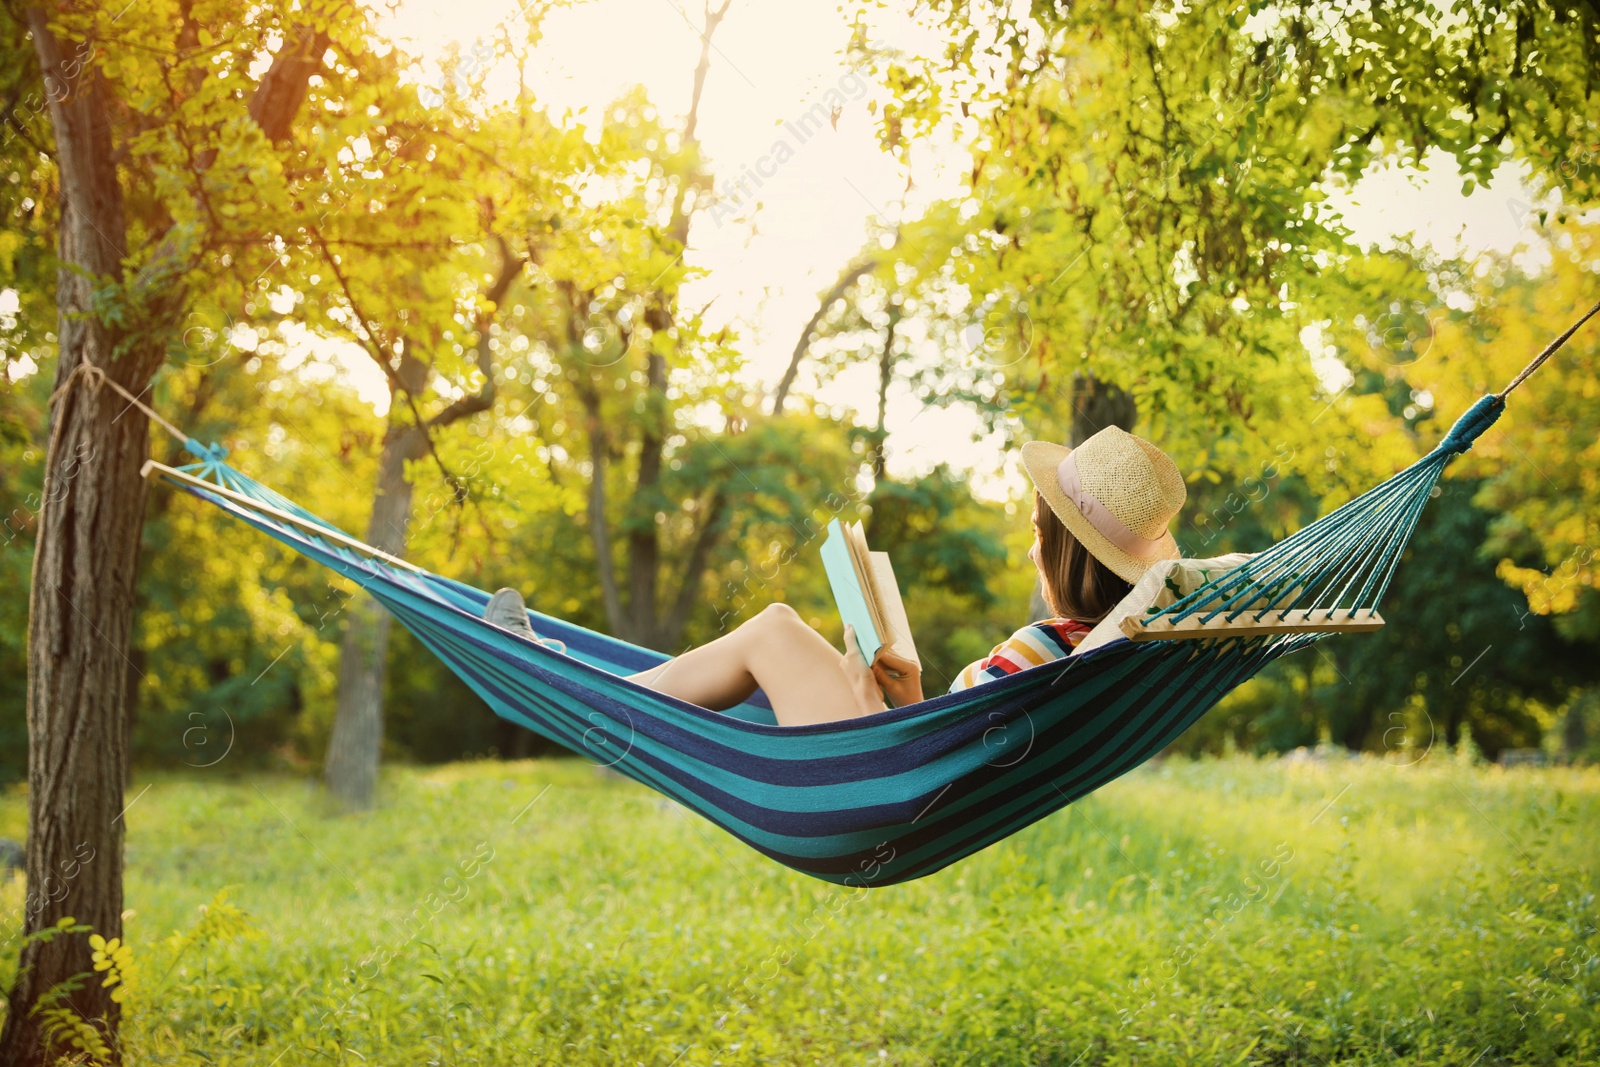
[1438,395,1504,454]
[184,438,228,464]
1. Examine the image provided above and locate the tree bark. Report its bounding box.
[0,14,148,1063]
[1068,370,1136,446]
[322,424,426,810]
[4,354,152,1067]
[3,12,322,1058]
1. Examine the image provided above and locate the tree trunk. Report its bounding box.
[0,15,153,1064]
[322,424,426,810]
[2,375,154,1067]
[320,233,514,810]
[578,378,628,637]
[624,349,669,649]
[660,489,728,648]
[872,303,900,482]
[3,12,318,1058]
[1562,690,1592,763]
[1068,370,1136,447]
[3,378,154,1067]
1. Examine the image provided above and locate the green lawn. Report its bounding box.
[2,751,1596,1065]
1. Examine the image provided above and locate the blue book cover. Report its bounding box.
[820,517,918,667]
[821,517,882,663]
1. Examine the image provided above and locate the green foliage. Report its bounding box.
[88,932,134,1006]
[1413,227,1600,643]
[0,758,1592,1063]
[126,361,385,773]
[1330,477,1599,756]
[0,918,105,1064]
[0,892,265,1064]
[32,971,113,1064]
[159,887,264,963]
[827,0,1600,754]
[848,0,1384,465]
[6,2,1600,1055]
[1,0,878,770]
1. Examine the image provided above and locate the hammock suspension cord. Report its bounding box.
[48,358,193,441]
[1496,294,1600,400]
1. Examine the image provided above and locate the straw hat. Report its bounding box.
[1020,426,1187,584]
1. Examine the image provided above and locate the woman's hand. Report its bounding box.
[839,625,888,715]
[871,647,924,709]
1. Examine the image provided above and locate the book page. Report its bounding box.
[846,521,889,642]
[869,550,920,666]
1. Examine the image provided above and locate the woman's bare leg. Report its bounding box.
[625,603,884,726]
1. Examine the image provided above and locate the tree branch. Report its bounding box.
[664,488,727,641]
[770,252,883,415]
[309,226,467,499]
[428,231,524,428]
[250,27,329,143]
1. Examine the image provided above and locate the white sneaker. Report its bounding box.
[484,589,566,653]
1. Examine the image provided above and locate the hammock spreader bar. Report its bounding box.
[1122,392,1506,641]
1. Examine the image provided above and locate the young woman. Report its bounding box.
[485,425,1187,727]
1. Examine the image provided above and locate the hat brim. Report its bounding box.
[1019,439,1180,585]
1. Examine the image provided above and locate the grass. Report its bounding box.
[1,750,1596,1065]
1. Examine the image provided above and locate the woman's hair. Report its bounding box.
[1033,491,1133,623]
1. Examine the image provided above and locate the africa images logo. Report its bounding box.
[707,69,870,228]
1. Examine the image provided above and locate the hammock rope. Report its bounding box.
[1494,294,1600,400]
[1144,321,1579,634]
[120,304,1591,886]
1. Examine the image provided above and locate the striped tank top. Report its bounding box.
[947,617,1095,694]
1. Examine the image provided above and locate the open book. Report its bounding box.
[821,517,920,668]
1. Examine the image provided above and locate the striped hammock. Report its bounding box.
[139,300,1590,886]
[141,391,1504,888]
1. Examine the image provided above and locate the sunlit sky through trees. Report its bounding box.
[374,0,1561,503]
[4,0,1562,503]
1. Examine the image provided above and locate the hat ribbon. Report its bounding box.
[1055,452,1169,560]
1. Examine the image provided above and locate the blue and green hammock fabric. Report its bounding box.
[141,307,1587,888]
